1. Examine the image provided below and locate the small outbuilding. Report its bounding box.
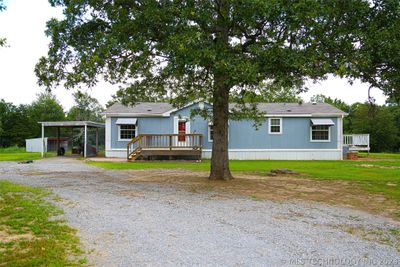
[26,137,68,153]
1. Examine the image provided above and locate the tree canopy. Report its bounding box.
[352,104,399,152]
[67,91,104,122]
[36,0,400,179]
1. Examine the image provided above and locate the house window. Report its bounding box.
[119,124,136,141]
[311,125,330,141]
[269,118,282,134]
[208,124,214,142]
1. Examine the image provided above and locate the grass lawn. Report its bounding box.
[87,156,400,181]
[0,180,86,266]
[88,153,400,217]
[0,147,54,161]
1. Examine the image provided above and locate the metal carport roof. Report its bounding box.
[39,121,104,158]
[39,121,105,128]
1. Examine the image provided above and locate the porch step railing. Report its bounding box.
[127,134,203,161]
[343,134,370,152]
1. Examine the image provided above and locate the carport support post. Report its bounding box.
[57,126,60,155]
[41,123,45,158]
[84,124,87,158]
[95,128,99,153]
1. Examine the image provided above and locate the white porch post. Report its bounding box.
[84,124,87,158]
[41,124,45,158]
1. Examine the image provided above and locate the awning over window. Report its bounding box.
[116,118,137,125]
[311,119,335,126]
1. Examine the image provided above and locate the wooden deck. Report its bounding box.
[343,134,370,152]
[127,134,203,161]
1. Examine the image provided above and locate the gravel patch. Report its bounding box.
[1,157,399,266]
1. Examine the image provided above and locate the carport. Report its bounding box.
[39,121,105,158]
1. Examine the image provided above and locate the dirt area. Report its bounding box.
[0,229,34,243]
[357,164,400,169]
[124,168,400,219]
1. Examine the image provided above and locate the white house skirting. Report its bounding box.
[105,149,127,158]
[202,149,342,160]
[107,148,342,160]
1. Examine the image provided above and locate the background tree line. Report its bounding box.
[0,91,104,147]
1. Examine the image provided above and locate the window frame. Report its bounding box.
[118,124,137,141]
[268,118,282,135]
[310,125,331,142]
[208,122,230,142]
[208,124,214,142]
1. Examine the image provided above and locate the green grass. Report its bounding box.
[88,158,400,181]
[0,180,86,266]
[0,146,54,161]
[359,152,400,159]
[88,153,400,205]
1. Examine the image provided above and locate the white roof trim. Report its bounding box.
[264,113,344,117]
[311,118,335,126]
[162,100,207,116]
[39,121,105,128]
[116,118,137,125]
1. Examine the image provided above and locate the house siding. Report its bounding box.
[105,102,342,160]
[228,117,338,149]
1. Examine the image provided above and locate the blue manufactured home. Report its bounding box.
[103,102,346,160]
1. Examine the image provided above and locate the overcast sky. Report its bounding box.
[0,0,387,110]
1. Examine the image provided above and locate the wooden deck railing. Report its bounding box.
[343,134,370,151]
[127,134,203,160]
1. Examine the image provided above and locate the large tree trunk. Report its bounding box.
[209,74,233,180]
[209,0,233,180]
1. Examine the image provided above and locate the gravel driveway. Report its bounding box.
[1,157,399,266]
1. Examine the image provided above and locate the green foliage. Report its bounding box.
[349,0,400,102]
[30,92,65,123]
[352,104,400,152]
[0,180,85,266]
[0,93,65,147]
[0,100,34,147]
[67,90,104,122]
[232,82,302,103]
[26,92,65,141]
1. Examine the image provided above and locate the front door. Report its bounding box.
[178,121,186,142]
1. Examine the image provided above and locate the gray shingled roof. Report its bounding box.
[104,102,174,115]
[231,103,346,115]
[104,102,346,116]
